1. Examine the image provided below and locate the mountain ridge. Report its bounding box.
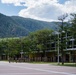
[0,13,58,38]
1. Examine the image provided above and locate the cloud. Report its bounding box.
[1,0,26,6]
[64,0,76,13]
[1,0,76,21]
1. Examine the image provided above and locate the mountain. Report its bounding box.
[0,13,58,38]
[11,16,58,31]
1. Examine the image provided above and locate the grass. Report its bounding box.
[29,62,76,67]
[50,62,76,67]
[29,61,53,64]
[58,63,76,67]
[1,60,76,67]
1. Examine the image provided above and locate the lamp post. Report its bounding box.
[57,32,60,65]
[20,50,23,58]
[19,36,24,62]
[56,31,60,64]
[53,31,60,64]
[6,38,10,63]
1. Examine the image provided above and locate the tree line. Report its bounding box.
[0,13,76,65]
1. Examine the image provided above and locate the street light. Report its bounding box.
[20,50,23,58]
[56,31,60,65]
[70,38,75,49]
[53,31,60,65]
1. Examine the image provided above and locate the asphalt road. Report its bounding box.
[0,61,76,75]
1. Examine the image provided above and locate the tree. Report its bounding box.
[58,13,68,65]
[6,39,21,61]
[0,40,7,60]
[70,13,76,38]
[70,13,76,63]
[21,37,34,58]
[29,29,53,61]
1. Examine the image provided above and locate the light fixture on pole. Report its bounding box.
[54,31,60,65]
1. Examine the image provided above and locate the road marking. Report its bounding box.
[9,65,76,75]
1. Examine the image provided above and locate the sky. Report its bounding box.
[0,0,76,21]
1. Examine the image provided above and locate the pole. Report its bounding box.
[58,33,60,65]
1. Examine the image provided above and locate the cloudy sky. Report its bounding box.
[0,0,76,21]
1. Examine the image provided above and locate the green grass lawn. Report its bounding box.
[29,61,52,64]
[29,62,76,67]
[49,62,76,67]
[58,63,76,67]
[1,60,76,67]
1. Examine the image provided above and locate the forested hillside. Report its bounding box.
[0,13,58,37]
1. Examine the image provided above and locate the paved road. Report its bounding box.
[0,61,76,75]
